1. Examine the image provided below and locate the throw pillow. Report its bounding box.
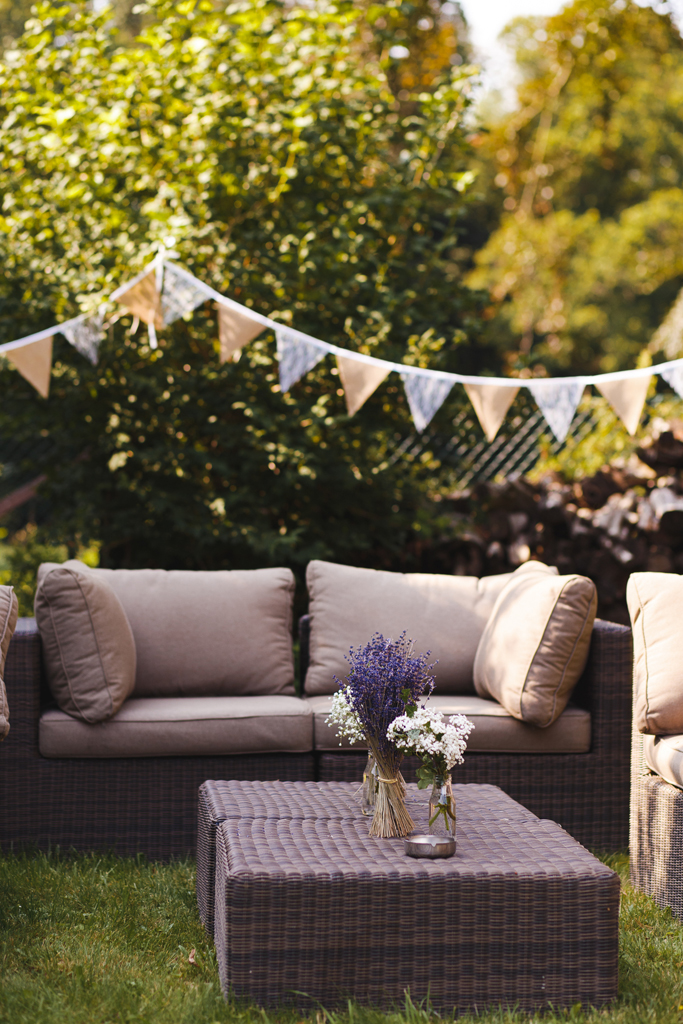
[627,572,683,734]
[0,585,18,740]
[473,564,597,728]
[35,564,136,723]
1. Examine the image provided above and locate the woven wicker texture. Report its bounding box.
[0,624,315,860]
[212,782,619,1012]
[0,615,631,858]
[197,780,538,936]
[630,716,683,920]
[318,619,633,852]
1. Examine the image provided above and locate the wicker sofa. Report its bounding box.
[0,559,632,859]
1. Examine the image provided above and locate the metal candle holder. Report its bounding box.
[404,834,456,859]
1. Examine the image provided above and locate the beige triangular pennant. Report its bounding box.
[596,375,651,435]
[117,271,163,330]
[7,336,53,398]
[464,382,519,442]
[337,355,390,416]
[217,304,265,362]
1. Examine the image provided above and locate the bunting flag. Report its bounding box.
[113,269,163,332]
[401,372,454,432]
[59,312,105,366]
[464,382,519,442]
[337,355,390,416]
[660,363,683,399]
[6,336,53,398]
[526,379,585,443]
[596,375,652,435]
[277,329,326,393]
[217,304,265,363]
[6,253,683,443]
[161,262,210,327]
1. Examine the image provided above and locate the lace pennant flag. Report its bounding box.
[6,336,53,398]
[277,329,326,393]
[217,304,265,362]
[464,382,519,442]
[161,262,211,327]
[59,312,105,366]
[401,372,453,432]
[337,355,390,416]
[596,375,651,435]
[527,379,584,442]
[660,362,683,398]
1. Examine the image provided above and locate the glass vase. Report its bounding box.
[428,774,456,836]
[361,750,377,816]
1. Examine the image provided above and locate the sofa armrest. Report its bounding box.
[572,617,632,759]
[0,617,44,759]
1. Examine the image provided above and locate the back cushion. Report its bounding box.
[304,560,519,696]
[59,561,296,698]
[627,572,683,734]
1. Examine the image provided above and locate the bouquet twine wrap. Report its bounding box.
[368,746,414,838]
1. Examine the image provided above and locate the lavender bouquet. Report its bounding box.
[328,632,435,838]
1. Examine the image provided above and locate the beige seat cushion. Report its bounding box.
[47,561,296,699]
[306,693,591,754]
[627,572,683,734]
[643,733,683,790]
[474,564,597,728]
[35,564,136,724]
[39,695,313,758]
[304,560,532,696]
[0,586,18,740]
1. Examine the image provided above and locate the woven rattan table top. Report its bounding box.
[212,781,614,881]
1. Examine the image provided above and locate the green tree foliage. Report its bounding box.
[0,0,483,571]
[468,0,683,377]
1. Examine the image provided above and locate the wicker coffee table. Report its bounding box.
[198,780,619,1013]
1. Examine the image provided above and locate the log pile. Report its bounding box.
[443,431,683,625]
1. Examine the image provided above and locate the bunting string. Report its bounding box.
[0,250,681,443]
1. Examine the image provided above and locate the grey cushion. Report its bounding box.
[643,732,683,791]
[627,572,683,734]
[306,693,591,754]
[39,695,313,758]
[474,563,596,728]
[304,560,519,696]
[46,561,296,699]
[35,564,136,723]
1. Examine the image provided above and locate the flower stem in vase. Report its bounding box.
[428,774,456,836]
[368,749,415,838]
[361,751,377,816]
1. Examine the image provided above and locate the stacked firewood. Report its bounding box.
[443,431,683,625]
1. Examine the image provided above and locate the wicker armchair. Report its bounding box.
[630,725,683,920]
[301,615,633,852]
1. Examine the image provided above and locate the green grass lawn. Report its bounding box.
[0,850,682,1024]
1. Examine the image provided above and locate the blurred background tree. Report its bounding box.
[467,0,683,377]
[0,0,483,578]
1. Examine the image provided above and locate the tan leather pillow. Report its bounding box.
[54,561,296,698]
[304,560,531,696]
[474,564,597,728]
[35,564,136,723]
[627,572,683,734]
[0,585,18,740]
